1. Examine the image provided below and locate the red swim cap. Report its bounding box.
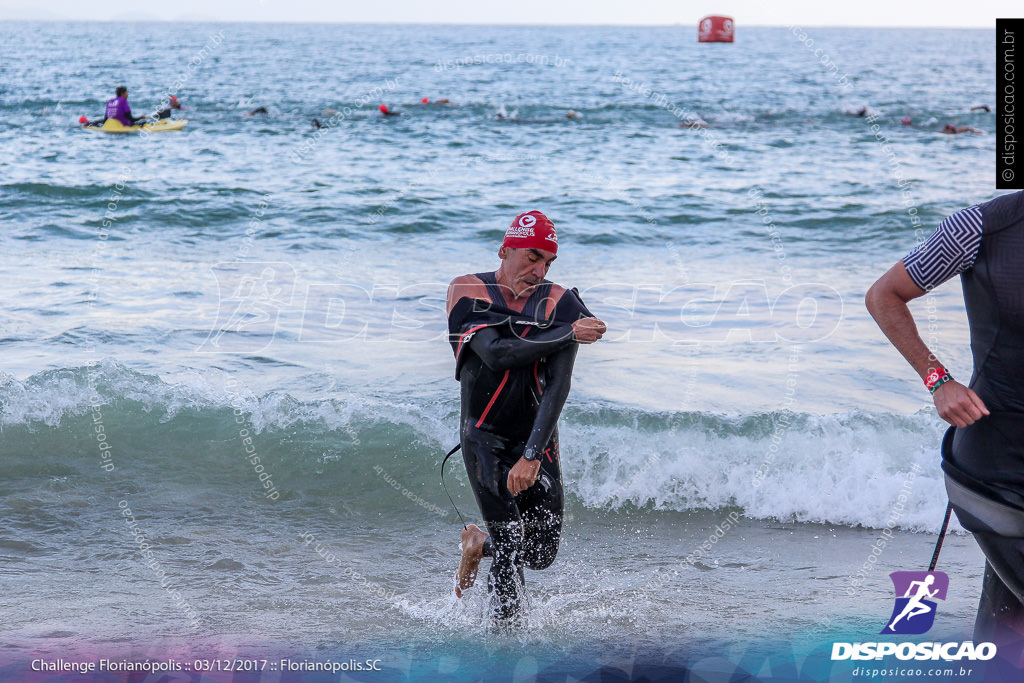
[503,210,558,254]
[170,96,178,104]
[379,104,388,113]
[422,97,429,104]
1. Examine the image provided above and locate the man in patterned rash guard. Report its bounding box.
[446,210,606,623]
[866,190,1024,654]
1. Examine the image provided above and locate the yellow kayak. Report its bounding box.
[83,119,188,133]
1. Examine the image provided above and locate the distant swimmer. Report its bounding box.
[847,106,869,117]
[970,105,992,113]
[887,575,940,631]
[155,95,181,120]
[379,104,401,116]
[505,117,561,124]
[901,116,913,126]
[679,119,708,129]
[942,123,982,135]
[312,118,325,129]
[104,86,148,126]
[421,97,451,104]
[446,211,606,624]
[495,108,578,124]
[322,108,338,115]
[247,106,268,116]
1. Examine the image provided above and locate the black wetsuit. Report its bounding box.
[946,192,1024,653]
[448,273,592,620]
[907,190,1024,654]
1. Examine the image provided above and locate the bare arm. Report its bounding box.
[865,262,934,378]
[865,261,989,427]
[447,275,485,315]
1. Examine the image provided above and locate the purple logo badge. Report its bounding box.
[881,571,948,635]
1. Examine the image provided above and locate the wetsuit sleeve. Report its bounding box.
[552,287,594,324]
[523,343,578,460]
[466,324,576,372]
[903,205,983,291]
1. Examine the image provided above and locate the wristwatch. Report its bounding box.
[523,447,539,461]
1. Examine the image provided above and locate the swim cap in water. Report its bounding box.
[503,210,558,254]
[379,104,389,114]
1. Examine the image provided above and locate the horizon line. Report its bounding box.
[0,18,997,30]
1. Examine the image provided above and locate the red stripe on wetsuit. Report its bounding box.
[457,324,489,361]
[474,322,536,428]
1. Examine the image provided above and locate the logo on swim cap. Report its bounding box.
[503,210,558,254]
[881,571,948,635]
[506,225,535,239]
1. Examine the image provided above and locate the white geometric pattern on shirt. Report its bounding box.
[903,205,983,291]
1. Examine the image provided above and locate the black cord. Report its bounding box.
[441,443,468,529]
[929,502,954,572]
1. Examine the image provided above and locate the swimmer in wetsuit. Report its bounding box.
[155,95,181,120]
[941,123,982,135]
[446,210,606,623]
[867,191,1024,661]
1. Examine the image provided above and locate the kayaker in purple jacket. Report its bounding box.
[104,86,146,126]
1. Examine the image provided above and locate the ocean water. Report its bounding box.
[0,21,1002,680]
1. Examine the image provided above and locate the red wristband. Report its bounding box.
[925,366,950,391]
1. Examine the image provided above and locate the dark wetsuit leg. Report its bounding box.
[460,426,522,619]
[945,421,1024,649]
[972,538,1024,665]
[975,559,1024,639]
[461,425,563,620]
[517,438,564,571]
[972,558,1024,665]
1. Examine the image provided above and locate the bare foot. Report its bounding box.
[455,524,488,598]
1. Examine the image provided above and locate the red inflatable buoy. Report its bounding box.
[698,15,734,43]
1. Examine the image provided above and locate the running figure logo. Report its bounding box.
[881,571,949,635]
[197,262,296,353]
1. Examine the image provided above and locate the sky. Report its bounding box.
[0,0,1017,27]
